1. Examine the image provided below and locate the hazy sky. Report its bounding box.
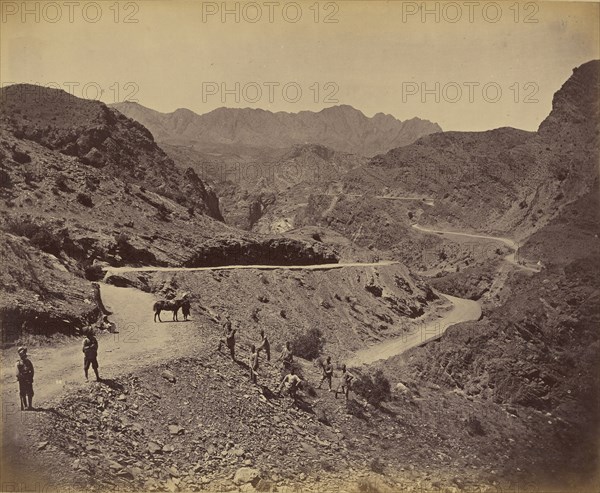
[2,1,599,131]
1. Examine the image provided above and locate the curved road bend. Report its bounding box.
[347,293,481,367]
[411,224,540,272]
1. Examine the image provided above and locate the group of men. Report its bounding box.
[16,311,355,412]
[216,320,354,401]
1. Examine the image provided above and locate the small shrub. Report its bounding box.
[369,457,385,475]
[115,232,130,248]
[85,176,99,192]
[23,170,40,185]
[84,264,105,281]
[77,192,93,207]
[155,202,170,221]
[290,327,324,361]
[353,369,391,407]
[465,415,485,436]
[54,173,71,192]
[345,399,368,420]
[356,478,383,493]
[12,149,31,164]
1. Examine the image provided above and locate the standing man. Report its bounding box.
[16,347,34,411]
[318,356,334,391]
[83,328,101,382]
[249,345,259,384]
[257,329,270,361]
[335,365,353,400]
[181,300,191,321]
[277,341,294,373]
[217,320,237,361]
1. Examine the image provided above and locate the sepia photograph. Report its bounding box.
[1,1,599,492]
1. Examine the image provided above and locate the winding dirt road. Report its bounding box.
[1,259,477,411]
[0,285,198,410]
[322,193,435,206]
[2,224,536,409]
[411,224,540,272]
[347,293,481,366]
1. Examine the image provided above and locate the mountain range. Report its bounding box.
[111,102,442,158]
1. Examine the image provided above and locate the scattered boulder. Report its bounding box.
[161,370,176,383]
[147,441,163,454]
[233,467,260,485]
[168,424,185,435]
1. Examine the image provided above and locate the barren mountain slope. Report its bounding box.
[378,166,600,492]
[0,86,339,342]
[161,142,368,231]
[337,60,599,238]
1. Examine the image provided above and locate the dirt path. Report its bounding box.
[322,193,435,206]
[411,224,540,272]
[106,260,400,274]
[346,293,481,366]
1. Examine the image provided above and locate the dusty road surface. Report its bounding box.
[106,260,400,275]
[322,192,435,206]
[1,285,203,410]
[346,293,481,366]
[411,224,541,272]
[0,260,481,487]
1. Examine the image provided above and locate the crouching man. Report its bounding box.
[278,368,302,400]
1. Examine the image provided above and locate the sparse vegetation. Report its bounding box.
[84,264,105,281]
[465,414,485,436]
[353,369,391,407]
[369,457,385,474]
[54,173,71,192]
[290,327,324,360]
[0,168,12,188]
[356,478,384,493]
[76,192,93,207]
[12,148,31,164]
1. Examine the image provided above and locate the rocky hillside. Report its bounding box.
[0,85,340,342]
[376,147,600,491]
[2,84,222,220]
[17,353,570,493]
[338,60,599,238]
[105,262,440,358]
[112,102,442,158]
